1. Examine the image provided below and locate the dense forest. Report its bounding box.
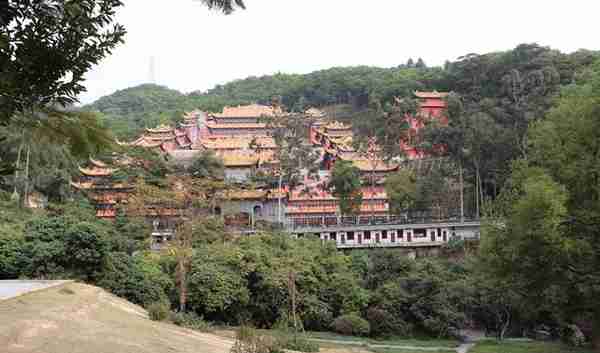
[3,38,600,351]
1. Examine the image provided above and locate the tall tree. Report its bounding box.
[327,160,363,216]
[480,61,600,349]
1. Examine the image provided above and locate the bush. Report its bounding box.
[230,326,282,353]
[148,300,170,321]
[171,311,210,331]
[332,313,371,336]
[366,307,410,337]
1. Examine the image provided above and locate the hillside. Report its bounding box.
[0,282,233,353]
[86,84,194,139]
[85,65,448,139]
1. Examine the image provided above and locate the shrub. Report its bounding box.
[148,300,170,321]
[171,311,210,331]
[366,307,410,337]
[230,325,283,353]
[332,313,371,336]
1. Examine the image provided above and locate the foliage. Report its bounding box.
[332,313,371,336]
[148,300,171,321]
[230,326,283,353]
[261,112,321,188]
[170,311,211,331]
[89,84,193,139]
[0,0,125,123]
[98,252,173,307]
[327,160,363,215]
[479,59,600,346]
[186,150,225,180]
[385,170,417,214]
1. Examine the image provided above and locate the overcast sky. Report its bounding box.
[79,0,599,104]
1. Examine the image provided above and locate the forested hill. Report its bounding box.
[86,45,599,139]
[86,65,448,139]
[86,84,193,139]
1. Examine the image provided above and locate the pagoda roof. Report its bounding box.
[213,104,282,119]
[89,157,109,168]
[305,107,326,118]
[129,137,165,148]
[325,121,352,130]
[71,181,133,190]
[414,91,449,99]
[207,122,268,129]
[79,166,115,177]
[145,124,174,133]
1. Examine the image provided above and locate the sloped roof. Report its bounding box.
[207,122,268,129]
[325,121,352,130]
[213,104,282,118]
[305,107,326,118]
[145,124,174,133]
[79,166,115,177]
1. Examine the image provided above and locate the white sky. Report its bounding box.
[79,0,599,104]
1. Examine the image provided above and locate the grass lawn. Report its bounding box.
[370,348,452,353]
[305,331,459,348]
[470,340,595,353]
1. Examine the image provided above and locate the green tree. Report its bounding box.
[327,160,363,215]
[481,63,600,347]
[64,221,109,281]
[385,170,417,214]
[1,0,126,123]
[186,150,225,180]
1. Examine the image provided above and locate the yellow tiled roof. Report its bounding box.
[213,104,283,118]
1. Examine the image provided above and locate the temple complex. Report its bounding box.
[75,93,449,236]
[204,104,282,137]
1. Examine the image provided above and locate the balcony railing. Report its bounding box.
[288,214,476,230]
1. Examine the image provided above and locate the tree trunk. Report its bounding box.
[475,163,480,219]
[12,130,25,199]
[459,162,464,223]
[21,145,31,208]
[178,258,187,312]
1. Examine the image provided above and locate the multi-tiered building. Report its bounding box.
[71,158,133,219]
[204,104,282,137]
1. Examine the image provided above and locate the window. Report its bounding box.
[413,229,427,238]
[381,232,388,239]
[364,231,371,240]
[346,232,355,241]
